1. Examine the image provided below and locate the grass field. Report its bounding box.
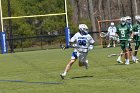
[0,46,140,93]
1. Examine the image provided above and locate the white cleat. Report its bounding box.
[133,60,139,63]
[107,45,110,48]
[132,58,139,63]
[135,60,139,63]
[84,60,89,69]
[125,62,130,65]
[60,73,66,80]
[116,60,123,63]
[113,44,115,47]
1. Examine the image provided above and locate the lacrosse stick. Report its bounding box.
[108,49,140,57]
[100,32,108,38]
[108,52,123,57]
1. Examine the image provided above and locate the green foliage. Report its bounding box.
[1,0,75,48]
[1,0,73,36]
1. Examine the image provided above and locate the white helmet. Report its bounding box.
[125,16,131,20]
[120,17,126,25]
[79,24,88,35]
[135,15,140,23]
[125,16,132,24]
[111,22,114,26]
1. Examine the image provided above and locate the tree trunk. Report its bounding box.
[117,0,121,17]
[98,0,102,19]
[107,0,111,19]
[88,0,97,40]
[134,0,138,15]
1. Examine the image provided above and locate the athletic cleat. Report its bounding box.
[60,73,65,80]
[84,60,89,69]
[107,45,110,48]
[135,60,139,63]
[132,57,139,63]
[125,62,129,65]
[113,44,115,47]
[116,60,123,63]
[133,60,139,63]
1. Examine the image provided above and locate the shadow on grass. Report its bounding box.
[71,75,93,79]
[0,80,63,85]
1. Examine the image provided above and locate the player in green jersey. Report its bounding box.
[132,15,140,63]
[116,17,133,65]
[116,16,133,63]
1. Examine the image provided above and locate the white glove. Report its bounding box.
[128,38,132,42]
[134,32,139,35]
[128,37,133,42]
[72,44,77,48]
[88,45,94,51]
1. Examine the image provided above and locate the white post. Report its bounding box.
[64,0,69,27]
[0,0,4,32]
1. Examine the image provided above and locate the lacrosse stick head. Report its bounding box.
[135,15,140,23]
[100,32,107,38]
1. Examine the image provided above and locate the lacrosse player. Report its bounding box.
[60,24,95,79]
[107,22,117,47]
[116,16,133,63]
[116,17,133,65]
[126,16,133,29]
[132,15,140,63]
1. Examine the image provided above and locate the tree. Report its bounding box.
[134,0,138,15]
[88,0,97,40]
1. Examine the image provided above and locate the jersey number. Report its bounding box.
[78,40,86,46]
[121,30,125,37]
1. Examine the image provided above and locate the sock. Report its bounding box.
[132,56,136,61]
[117,55,121,61]
[126,59,129,63]
[63,71,67,76]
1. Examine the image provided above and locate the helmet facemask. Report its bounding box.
[126,19,132,24]
[121,21,126,26]
[125,16,132,24]
[120,17,126,26]
[79,24,88,35]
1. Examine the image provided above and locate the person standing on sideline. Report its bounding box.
[60,24,95,79]
[107,22,117,47]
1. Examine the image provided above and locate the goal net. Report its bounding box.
[97,19,120,48]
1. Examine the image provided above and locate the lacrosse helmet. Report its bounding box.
[135,15,140,23]
[120,17,126,26]
[110,22,114,26]
[79,24,88,35]
[125,16,132,24]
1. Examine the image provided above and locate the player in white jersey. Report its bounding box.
[60,24,95,79]
[107,22,117,47]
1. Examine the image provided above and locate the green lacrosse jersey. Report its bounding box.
[116,24,131,40]
[133,23,140,41]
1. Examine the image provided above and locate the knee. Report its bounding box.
[68,60,75,65]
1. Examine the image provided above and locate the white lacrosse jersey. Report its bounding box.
[108,26,117,36]
[70,32,95,52]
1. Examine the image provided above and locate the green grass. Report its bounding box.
[0,46,140,93]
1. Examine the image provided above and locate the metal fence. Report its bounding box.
[0,32,101,53]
